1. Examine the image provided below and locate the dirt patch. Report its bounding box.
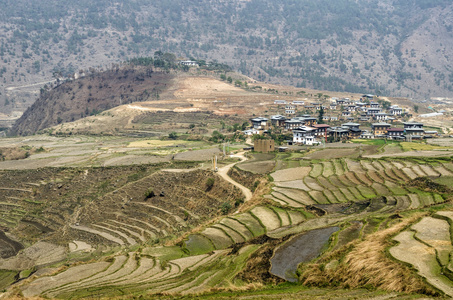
[305,148,360,160]
[236,161,275,174]
[174,148,222,161]
[271,167,311,182]
[227,166,263,191]
[270,227,339,282]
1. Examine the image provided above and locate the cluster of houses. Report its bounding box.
[246,116,433,145]
[244,96,435,146]
[274,96,406,123]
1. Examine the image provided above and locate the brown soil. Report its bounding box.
[227,166,263,191]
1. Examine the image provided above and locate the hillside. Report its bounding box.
[11,65,175,136]
[1,0,453,119]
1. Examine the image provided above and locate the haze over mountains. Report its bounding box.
[1,0,453,115]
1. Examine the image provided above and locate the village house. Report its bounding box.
[292,126,318,145]
[312,124,330,140]
[303,117,317,126]
[403,122,424,137]
[387,128,404,140]
[367,108,381,116]
[346,104,357,112]
[271,115,286,127]
[369,101,380,108]
[274,100,287,105]
[336,98,347,106]
[362,94,374,101]
[250,117,268,129]
[360,130,374,139]
[371,122,391,137]
[285,104,296,115]
[292,100,305,106]
[179,60,199,67]
[389,106,403,115]
[424,130,438,137]
[328,127,350,140]
[342,111,351,118]
[374,112,388,121]
[242,128,260,136]
[330,103,337,110]
[285,118,304,130]
[341,122,360,130]
[341,123,361,139]
[359,115,370,122]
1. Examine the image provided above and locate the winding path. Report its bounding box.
[217,152,253,201]
[162,151,253,201]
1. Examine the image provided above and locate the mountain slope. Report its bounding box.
[1,0,453,116]
[11,66,174,136]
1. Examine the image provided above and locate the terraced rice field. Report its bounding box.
[390,211,453,297]
[269,158,450,211]
[20,245,259,299]
[184,205,309,253]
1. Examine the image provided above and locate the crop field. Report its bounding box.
[2,136,453,299]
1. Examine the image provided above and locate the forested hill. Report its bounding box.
[1,0,453,114]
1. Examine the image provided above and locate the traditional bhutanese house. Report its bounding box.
[424,130,438,137]
[362,94,374,101]
[274,100,287,105]
[347,116,355,121]
[250,117,268,129]
[271,115,286,127]
[285,104,296,115]
[285,118,304,130]
[312,124,330,140]
[292,100,305,106]
[303,117,317,126]
[304,104,315,110]
[360,130,374,139]
[328,127,350,140]
[370,101,380,108]
[359,116,370,122]
[403,122,424,138]
[341,122,360,130]
[242,128,260,136]
[330,116,338,121]
[367,108,381,116]
[404,127,424,137]
[330,103,337,110]
[346,104,357,112]
[349,127,362,138]
[311,102,322,110]
[374,112,388,121]
[336,98,346,106]
[389,106,403,115]
[342,111,351,118]
[292,126,318,145]
[403,122,423,129]
[356,102,367,109]
[371,122,391,136]
[387,128,404,140]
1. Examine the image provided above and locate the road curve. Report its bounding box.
[217,152,253,201]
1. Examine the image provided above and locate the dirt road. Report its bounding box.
[217,152,253,201]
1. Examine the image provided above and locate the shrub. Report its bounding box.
[220,202,232,215]
[144,188,155,199]
[206,177,215,190]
